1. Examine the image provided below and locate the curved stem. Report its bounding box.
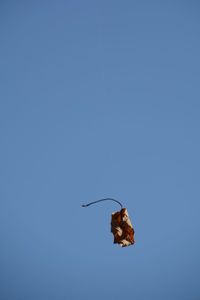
[81,198,123,209]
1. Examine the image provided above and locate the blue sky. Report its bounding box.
[1,1,200,299]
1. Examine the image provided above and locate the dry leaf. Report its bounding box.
[111,208,135,247]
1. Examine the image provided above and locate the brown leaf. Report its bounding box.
[111,208,135,247]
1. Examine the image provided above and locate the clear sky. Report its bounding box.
[1,1,200,299]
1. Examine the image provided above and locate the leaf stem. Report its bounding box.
[81,198,123,209]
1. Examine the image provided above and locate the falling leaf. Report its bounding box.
[82,198,135,247]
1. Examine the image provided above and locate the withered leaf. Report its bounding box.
[111,208,135,247]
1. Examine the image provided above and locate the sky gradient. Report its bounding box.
[1,1,200,300]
